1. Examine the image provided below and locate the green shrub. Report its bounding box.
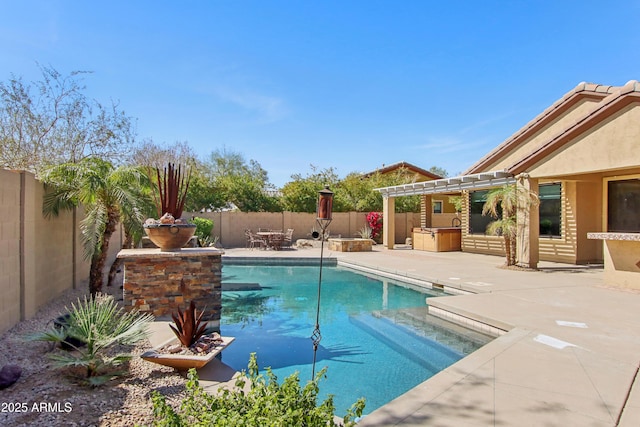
[191,217,214,246]
[149,353,365,426]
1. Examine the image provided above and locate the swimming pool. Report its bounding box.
[219,264,491,415]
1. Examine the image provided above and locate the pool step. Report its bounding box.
[349,313,464,374]
[377,308,493,355]
[222,282,262,291]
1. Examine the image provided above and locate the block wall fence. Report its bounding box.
[0,170,93,334]
[184,210,423,248]
[0,167,427,333]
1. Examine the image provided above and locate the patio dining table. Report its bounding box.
[256,231,285,250]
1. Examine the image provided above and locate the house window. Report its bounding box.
[469,190,494,234]
[608,178,640,232]
[539,183,561,237]
[433,200,443,214]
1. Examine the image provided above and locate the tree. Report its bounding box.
[130,139,221,212]
[336,172,377,212]
[130,139,197,168]
[428,166,449,178]
[482,184,539,266]
[281,165,424,213]
[0,64,135,176]
[280,166,344,212]
[207,147,280,212]
[41,157,151,295]
[367,168,423,213]
[338,168,422,213]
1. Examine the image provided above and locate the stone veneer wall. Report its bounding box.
[118,248,223,325]
[328,238,373,252]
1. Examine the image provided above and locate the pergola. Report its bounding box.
[376,170,514,197]
[374,170,540,268]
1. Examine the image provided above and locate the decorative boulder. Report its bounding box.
[0,364,22,389]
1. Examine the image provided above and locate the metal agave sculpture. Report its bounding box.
[153,162,191,220]
[169,300,208,347]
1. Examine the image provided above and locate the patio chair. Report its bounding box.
[245,229,267,250]
[244,229,251,248]
[282,228,294,248]
[269,233,284,250]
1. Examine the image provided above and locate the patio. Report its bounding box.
[202,245,640,426]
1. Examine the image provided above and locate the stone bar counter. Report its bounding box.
[587,232,640,290]
[117,247,224,325]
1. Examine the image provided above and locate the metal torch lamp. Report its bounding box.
[311,185,333,378]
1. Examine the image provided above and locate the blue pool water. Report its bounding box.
[220,264,490,415]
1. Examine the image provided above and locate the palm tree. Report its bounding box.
[41,157,151,295]
[482,184,539,266]
[27,293,153,385]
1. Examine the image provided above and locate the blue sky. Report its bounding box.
[2,1,639,187]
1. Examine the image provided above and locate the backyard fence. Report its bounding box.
[185,210,422,248]
[0,169,91,334]
[0,168,423,334]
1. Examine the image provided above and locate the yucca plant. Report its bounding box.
[356,225,373,239]
[28,293,154,386]
[170,300,208,348]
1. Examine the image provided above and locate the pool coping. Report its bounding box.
[222,255,338,266]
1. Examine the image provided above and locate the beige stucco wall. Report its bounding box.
[485,98,604,172]
[31,182,79,315]
[432,213,460,228]
[459,98,640,265]
[574,178,603,263]
[529,103,640,178]
[602,240,640,289]
[0,170,22,332]
[186,211,420,248]
[0,170,92,334]
[535,179,602,264]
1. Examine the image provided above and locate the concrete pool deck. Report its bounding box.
[161,245,640,426]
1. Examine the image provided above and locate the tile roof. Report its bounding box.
[465,81,632,174]
[506,80,640,174]
[364,161,442,180]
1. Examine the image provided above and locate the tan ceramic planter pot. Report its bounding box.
[143,224,197,251]
[141,336,235,370]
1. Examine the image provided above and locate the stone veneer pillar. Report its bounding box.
[117,248,224,326]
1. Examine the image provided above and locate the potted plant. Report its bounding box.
[141,300,234,370]
[143,163,197,251]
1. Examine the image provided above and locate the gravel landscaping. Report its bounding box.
[0,284,188,427]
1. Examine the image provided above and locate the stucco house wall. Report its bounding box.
[459,81,640,265]
[486,97,611,172]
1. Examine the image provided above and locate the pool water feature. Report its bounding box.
[220,264,491,415]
